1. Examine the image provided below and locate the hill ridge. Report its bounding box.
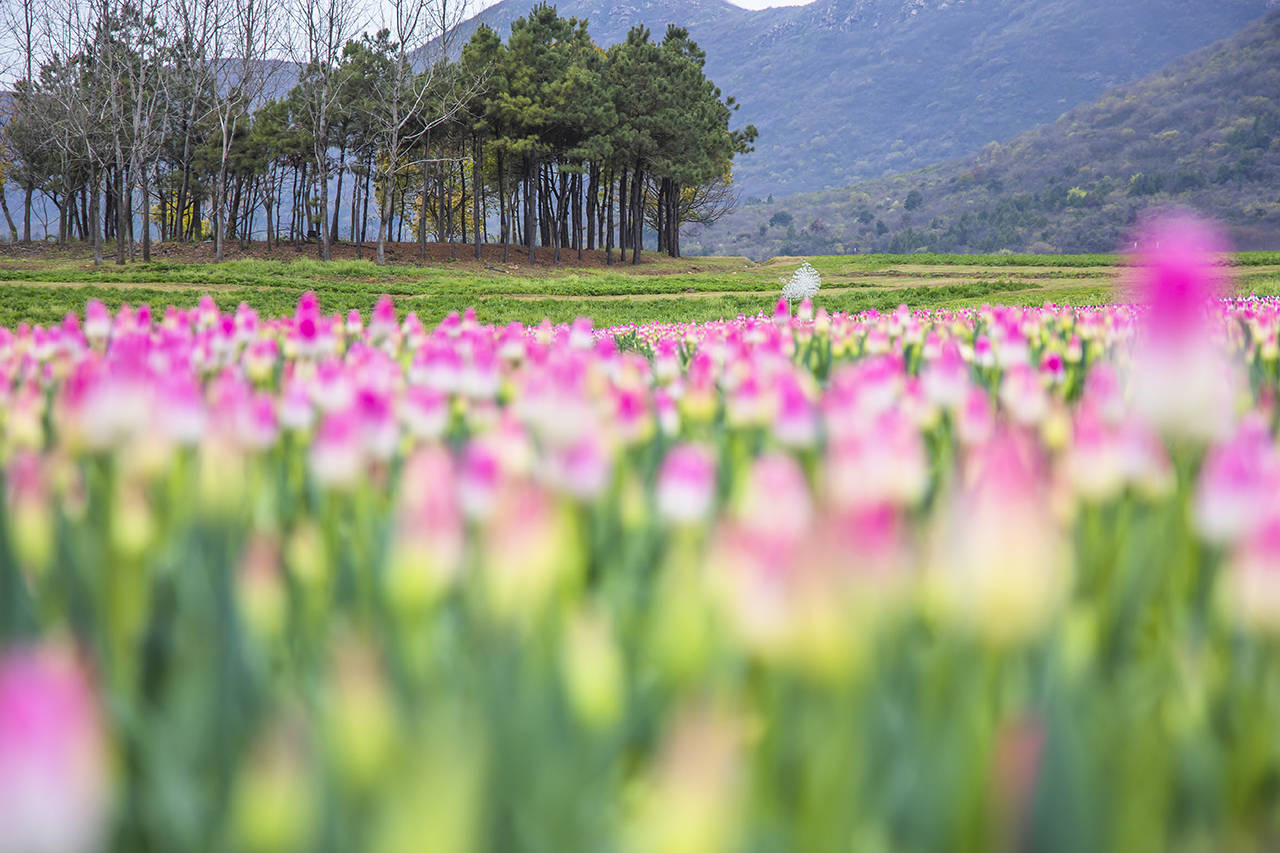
[446,0,1273,198]
[688,9,1280,256]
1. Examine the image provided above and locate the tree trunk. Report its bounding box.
[553,169,565,265]
[605,169,614,266]
[377,170,391,266]
[618,169,628,252]
[460,161,468,244]
[630,164,643,265]
[0,186,17,242]
[141,170,152,262]
[115,160,128,265]
[575,171,583,261]
[670,180,681,258]
[498,150,508,263]
[586,164,597,251]
[524,156,535,265]
[90,170,102,266]
[331,141,346,246]
[419,132,431,260]
[22,187,31,243]
[215,158,227,262]
[656,178,666,254]
[473,136,482,261]
[318,127,331,261]
[349,161,360,244]
[361,158,372,245]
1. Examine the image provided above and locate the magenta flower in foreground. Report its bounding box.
[1128,215,1237,440]
[0,646,110,853]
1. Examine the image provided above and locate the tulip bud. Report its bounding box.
[285,521,329,593]
[237,535,286,645]
[233,720,314,853]
[929,437,1070,647]
[110,481,155,561]
[197,437,247,516]
[385,448,463,612]
[628,705,743,853]
[371,705,486,853]
[561,605,626,729]
[6,452,53,576]
[325,639,395,790]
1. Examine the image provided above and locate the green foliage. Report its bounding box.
[2,250,1273,330]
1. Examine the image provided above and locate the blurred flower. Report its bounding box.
[324,638,396,790]
[1127,215,1236,441]
[1194,417,1280,545]
[386,447,464,611]
[628,704,743,853]
[0,644,109,853]
[657,443,717,525]
[237,534,286,644]
[6,452,54,575]
[309,410,364,489]
[480,481,578,623]
[930,435,1069,646]
[233,717,314,853]
[370,703,486,853]
[561,604,626,728]
[989,717,1045,852]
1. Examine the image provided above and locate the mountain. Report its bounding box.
[448,0,1275,198]
[687,9,1280,256]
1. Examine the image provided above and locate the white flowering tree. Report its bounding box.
[781,260,821,308]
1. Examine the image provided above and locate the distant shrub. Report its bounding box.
[904,190,924,211]
[1128,172,1166,196]
[769,211,793,228]
[781,260,821,304]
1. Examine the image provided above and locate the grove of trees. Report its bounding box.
[0,0,756,264]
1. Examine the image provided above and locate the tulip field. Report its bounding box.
[8,225,1280,851]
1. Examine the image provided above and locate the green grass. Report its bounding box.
[0,251,1276,328]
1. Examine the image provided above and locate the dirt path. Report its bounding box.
[0,280,241,292]
[486,280,1090,301]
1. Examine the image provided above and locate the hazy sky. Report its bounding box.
[472,0,815,9]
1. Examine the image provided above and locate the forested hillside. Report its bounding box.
[690,9,1280,257]
[452,0,1274,197]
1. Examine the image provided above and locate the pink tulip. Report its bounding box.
[1194,417,1280,545]
[1128,215,1236,440]
[657,444,717,524]
[0,645,110,853]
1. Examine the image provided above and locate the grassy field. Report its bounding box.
[1,248,1278,327]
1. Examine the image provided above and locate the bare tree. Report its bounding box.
[125,0,174,262]
[95,0,171,264]
[644,169,741,257]
[1,0,41,240]
[366,0,474,265]
[204,0,272,261]
[288,0,363,261]
[34,0,113,263]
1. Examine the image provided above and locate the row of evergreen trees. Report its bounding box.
[0,1,755,265]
